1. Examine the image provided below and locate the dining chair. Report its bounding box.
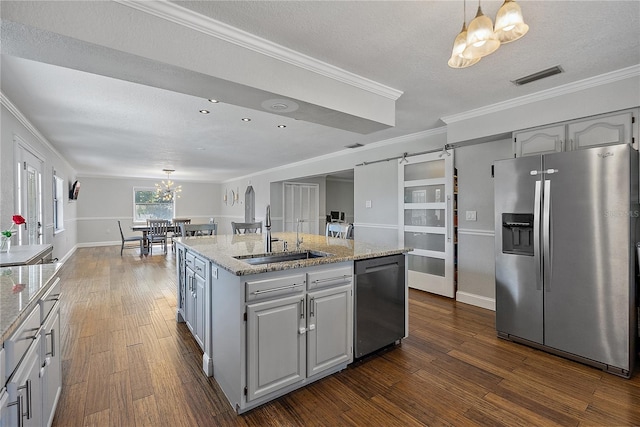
[147,219,169,254]
[326,222,352,239]
[181,223,217,237]
[171,218,191,250]
[231,221,262,234]
[118,220,143,256]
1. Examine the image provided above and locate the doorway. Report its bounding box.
[16,139,44,245]
[283,182,319,234]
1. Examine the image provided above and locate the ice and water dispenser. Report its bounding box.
[502,213,534,256]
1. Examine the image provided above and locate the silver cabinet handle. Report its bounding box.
[300,299,305,319]
[311,275,351,285]
[7,394,24,427]
[17,379,32,420]
[251,283,303,295]
[309,297,315,317]
[46,329,56,357]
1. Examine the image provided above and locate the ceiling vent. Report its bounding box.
[345,143,364,149]
[512,66,563,86]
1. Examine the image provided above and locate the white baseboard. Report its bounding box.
[456,291,495,311]
[77,241,120,248]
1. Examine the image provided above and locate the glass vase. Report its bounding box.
[0,238,10,253]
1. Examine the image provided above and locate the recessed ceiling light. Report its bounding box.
[199,109,210,114]
[241,118,251,122]
[277,125,287,128]
[208,99,219,103]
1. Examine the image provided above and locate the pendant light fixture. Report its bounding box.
[448,0,529,68]
[494,0,529,43]
[462,0,500,60]
[448,0,481,69]
[155,169,182,202]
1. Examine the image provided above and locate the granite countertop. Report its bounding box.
[0,244,53,267]
[1,263,61,341]
[177,232,409,276]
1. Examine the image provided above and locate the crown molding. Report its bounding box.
[1,92,76,173]
[441,65,640,124]
[115,0,403,101]
[224,126,447,184]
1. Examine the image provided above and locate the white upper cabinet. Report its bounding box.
[568,111,634,150]
[514,124,566,157]
[514,109,637,157]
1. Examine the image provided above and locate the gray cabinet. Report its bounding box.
[184,251,207,350]
[246,294,306,401]
[6,336,42,427]
[176,246,186,322]
[244,267,353,403]
[514,109,637,157]
[306,284,352,377]
[40,305,61,427]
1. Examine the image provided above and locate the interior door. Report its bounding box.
[17,145,44,245]
[283,183,319,234]
[398,152,456,297]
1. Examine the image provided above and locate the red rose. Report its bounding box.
[12,215,25,225]
[12,283,25,294]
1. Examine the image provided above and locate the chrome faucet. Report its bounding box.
[296,218,304,250]
[265,205,272,253]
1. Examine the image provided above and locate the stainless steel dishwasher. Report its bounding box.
[354,254,406,358]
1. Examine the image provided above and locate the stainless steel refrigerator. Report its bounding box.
[494,144,638,378]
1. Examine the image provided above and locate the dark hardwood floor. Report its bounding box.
[52,246,640,426]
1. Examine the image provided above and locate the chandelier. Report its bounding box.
[155,169,182,202]
[448,0,529,69]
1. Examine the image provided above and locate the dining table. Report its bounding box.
[131,223,178,255]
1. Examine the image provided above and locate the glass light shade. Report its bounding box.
[448,23,481,68]
[462,6,500,59]
[494,0,529,43]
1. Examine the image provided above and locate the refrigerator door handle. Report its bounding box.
[543,179,552,291]
[534,180,542,290]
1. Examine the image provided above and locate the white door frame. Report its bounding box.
[15,136,45,245]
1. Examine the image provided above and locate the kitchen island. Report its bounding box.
[174,232,408,413]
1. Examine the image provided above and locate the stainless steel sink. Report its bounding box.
[234,250,332,265]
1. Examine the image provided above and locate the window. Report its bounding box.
[133,187,174,222]
[53,174,64,233]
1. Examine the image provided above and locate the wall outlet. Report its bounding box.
[365,200,372,208]
[212,267,218,279]
[465,210,477,221]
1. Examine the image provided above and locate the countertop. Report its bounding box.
[176,232,409,276]
[1,263,61,341]
[0,244,53,267]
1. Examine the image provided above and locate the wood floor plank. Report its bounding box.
[51,246,640,426]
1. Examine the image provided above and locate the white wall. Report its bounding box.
[455,138,513,309]
[1,102,78,262]
[76,176,219,245]
[326,177,354,224]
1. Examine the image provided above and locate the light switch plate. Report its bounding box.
[365,200,372,208]
[465,211,477,221]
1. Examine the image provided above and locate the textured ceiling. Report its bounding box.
[1,1,639,182]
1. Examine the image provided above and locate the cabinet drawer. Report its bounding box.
[4,308,40,378]
[185,252,196,268]
[39,278,61,323]
[245,274,305,302]
[307,266,352,291]
[194,257,208,280]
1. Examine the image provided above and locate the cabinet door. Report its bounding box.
[246,294,306,401]
[41,306,61,427]
[184,266,196,335]
[7,336,42,427]
[176,246,186,321]
[513,124,566,157]
[307,284,352,377]
[1,389,10,427]
[193,272,206,350]
[568,111,633,150]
